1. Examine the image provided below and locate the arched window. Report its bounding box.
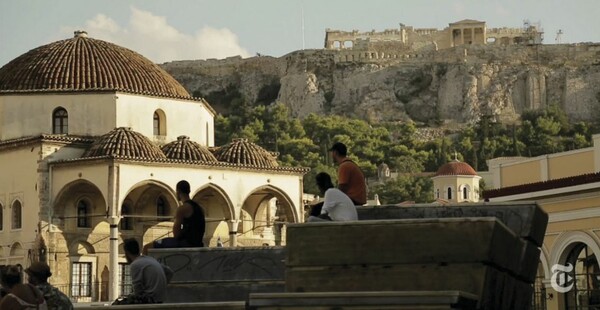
[77,200,90,228]
[447,187,452,200]
[463,187,468,199]
[153,110,166,136]
[156,196,168,219]
[12,201,22,230]
[120,203,133,230]
[436,189,440,199]
[53,107,68,134]
[0,203,3,231]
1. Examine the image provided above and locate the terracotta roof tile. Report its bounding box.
[0,31,190,99]
[213,138,279,167]
[483,172,600,199]
[435,160,477,176]
[83,127,166,159]
[161,135,217,162]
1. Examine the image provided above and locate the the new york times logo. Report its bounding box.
[551,263,575,293]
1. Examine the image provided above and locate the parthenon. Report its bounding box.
[324,19,544,52]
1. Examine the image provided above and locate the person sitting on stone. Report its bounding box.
[143,180,205,254]
[114,238,172,305]
[25,261,73,309]
[0,265,48,309]
[307,172,358,222]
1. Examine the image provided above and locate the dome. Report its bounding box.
[214,138,278,167]
[161,135,218,162]
[84,127,166,159]
[0,31,190,98]
[435,160,478,176]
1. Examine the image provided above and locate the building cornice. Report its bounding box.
[548,207,600,223]
[49,155,310,175]
[0,134,94,152]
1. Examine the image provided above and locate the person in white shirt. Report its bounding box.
[308,172,358,222]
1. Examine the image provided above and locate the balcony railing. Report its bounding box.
[52,281,132,303]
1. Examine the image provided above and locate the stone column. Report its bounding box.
[107,164,120,301]
[108,218,119,301]
[228,220,239,247]
[461,29,465,45]
[470,28,474,44]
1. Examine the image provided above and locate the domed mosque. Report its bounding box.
[0,31,308,301]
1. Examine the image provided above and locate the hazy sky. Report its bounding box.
[1,0,599,67]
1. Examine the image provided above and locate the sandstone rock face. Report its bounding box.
[161,44,600,124]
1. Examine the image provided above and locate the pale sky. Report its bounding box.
[1,0,599,67]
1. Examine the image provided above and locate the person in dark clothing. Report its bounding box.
[143,180,205,254]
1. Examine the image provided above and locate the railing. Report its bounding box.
[53,281,132,303]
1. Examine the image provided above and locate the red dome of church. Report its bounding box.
[435,160,477,176]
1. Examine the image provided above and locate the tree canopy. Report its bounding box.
[215,97,595,204]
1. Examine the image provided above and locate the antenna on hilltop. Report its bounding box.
[555,29,563,44]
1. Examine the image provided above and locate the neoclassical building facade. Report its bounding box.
[484,135,600,310]
[0,31,307,302]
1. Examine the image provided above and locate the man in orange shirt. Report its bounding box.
[329,142,367,205]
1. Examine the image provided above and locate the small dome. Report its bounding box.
[435,160,477,176]
[0,31,190,98]
[161,136,218,162]
[84,127,166,159]
[214,138,278,167]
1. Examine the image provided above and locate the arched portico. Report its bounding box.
[237,185,299,246]
[121,180,178,246]
[53,179,107,232]
[192,183,235,246]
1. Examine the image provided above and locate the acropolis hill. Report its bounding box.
[161,19,600,126]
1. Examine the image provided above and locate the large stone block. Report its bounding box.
[286,218,522,277]
[248,291,479,310]
[357,202,548,246]
[518,241,542,283]
[285,263,493,294]
[150,247,286,302]
[164,281,285,303]
[151,246,285,282]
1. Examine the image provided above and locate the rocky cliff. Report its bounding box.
[161,43,600,125]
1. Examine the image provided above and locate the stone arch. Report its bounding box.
[241,185,299,223]
[236,185,299,246]
[192,183,235,221]
[68,240,96,256]
[192,183,235,246]
[10,242,24,257]
[550,231,600,267]
[122,180,177,246]
[53,179,106,231]
[121,180,177,216]
[540,245,551,280]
